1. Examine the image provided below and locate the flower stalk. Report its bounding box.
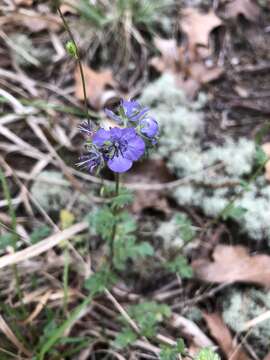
[109,173,120,269]
[57,6,90,124]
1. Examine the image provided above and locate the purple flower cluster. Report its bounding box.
[78,99,159,173]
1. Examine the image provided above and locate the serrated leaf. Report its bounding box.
[88,207,115,241]
[255,145,268,166]
[117,212,137,235]
[30,226,51,244]
[165,255,193,279]
[0,233,16,250]
[222,204,247,221]
[175,213,195,243]
[195,348,220,360]
[160,339,186,360]
[134,242,154,257]
[113,328,137,349]
[123,302,171,338]
[84,266,117,295]
[111,189,134,209]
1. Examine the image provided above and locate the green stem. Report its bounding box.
[110,173,120,269]
[0,169,25,314]
[63,245,69,314]
[57,7,90,124]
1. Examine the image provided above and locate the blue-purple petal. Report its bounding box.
[92,128,111,147]
[124,134,145,161]
[108,155,132,173]
[140,117,159,138]
[104,108,122,123]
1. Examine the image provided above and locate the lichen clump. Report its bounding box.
[140,74,270,243]
[222,287,270,357]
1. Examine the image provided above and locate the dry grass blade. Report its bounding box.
[243,310,270,331]
[0,315,31,357]
[0,222,88,269]
[23,290,52,325]
[170,313,214,348]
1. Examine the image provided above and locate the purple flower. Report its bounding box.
[104,108,122,124]
[121,99,148,122]
[140,117,159,138]
[77,148,103,173]
[93,127,145,173]
[105,99,149,124]
[78,121,94,137]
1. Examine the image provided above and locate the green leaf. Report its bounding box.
[122,302,171,338]
[222,204,247,221]
[117,212,137,234]
[84,266,117,295]
[175,213,195,243]
[111,188,134,209]
[88,207,115,241]
[30,225,51,244]
[165,255,193,279]
[134,242,154,257]
[160,339,186,360]
[255,145,268,166]
[38,295,92,360]
[195,348,220,360]
[113,328,137,349]
[0,233,16,250]
[65,41,77,58]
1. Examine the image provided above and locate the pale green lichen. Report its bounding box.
[140,74,270,243]
[30,171,91,214]
[155,212,196,249]
[222,287,270,357]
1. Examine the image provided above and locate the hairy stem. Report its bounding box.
[57,7,90,124]
[110,173,120,268]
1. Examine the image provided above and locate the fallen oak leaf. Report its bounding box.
[0,13,61,33]
[203,312,251,360]
[225,0,261,23]
[74,64,116,110]
[14,0,33,6]
[192,245,270,287]
[189,62,224,84]
[152,38,179,73]
[180,8,222,59]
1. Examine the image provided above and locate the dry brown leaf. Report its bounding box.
[75,64,116,110]
[225,0,261,22]
[0,14,61,32]
[192,245,270,287]
[153,38,179,72]
[262,143,270,181]
[189,62,224,84]
[203,313,251,360]
[263,353,270,360]
[59,0,78,14]
[181,8,222,55]
[125,159,173,214]
[14,0,33,6]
